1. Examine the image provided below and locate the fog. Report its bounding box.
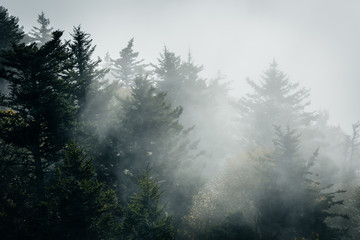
[4,0,360,133]
[2,1,360,239]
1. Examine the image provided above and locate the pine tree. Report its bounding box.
[122,165,174,240]
[68,25,108,115]
[45,142,120,240]
[238,61,315,147]
[0,6,24,92]
[0,6,23,52]
[154,47,183,106]
[120,76,184,170]
[254,126,344,239]
[112,38,145,87]
[0,31,75,200]
[28,11,53,46]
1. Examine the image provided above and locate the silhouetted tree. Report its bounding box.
[0,31,75,200]
[0,6,23,52]
[0,6,24,92]
[112,38,145,87]
[67,25,108,115]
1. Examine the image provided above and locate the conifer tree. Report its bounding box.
[112,38,145,87]
[238,61,315,147]
[0,6,24,92]
[154,47,183,106]
[0,6,23,52]
[101,76,186,192]
[0,31,75,200]
[45,142,120,240]
[68,25,107,115]
[254,127,344,239]
[122,165,174,240]
[28,11,53,46]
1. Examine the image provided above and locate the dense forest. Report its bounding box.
[1,5,360,240]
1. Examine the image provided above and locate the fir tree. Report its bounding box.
[122,165,174,240]
[68,25,108,115]
[0,6,24,92]
[0,31,75,200]
[154,47,183,106]
[254,126,344,240]
[45,142,120,240]
[112,38,145,87]
[238,61,315,147]
[28,11,53,46]
[0,6,23,52]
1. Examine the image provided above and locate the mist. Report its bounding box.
[1,1,360,240]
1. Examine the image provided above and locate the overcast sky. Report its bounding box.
[3,0,360,133]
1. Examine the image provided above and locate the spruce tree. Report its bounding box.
[238,61,315,147]
[0,6,24,92]
[154,47,183,106]
[45,142,120,240]
[112,38,145,87]
[254,127,344,239]
[0,31,75,200]
[122,165,174,240]
[0,6,23,52]
[28,11,53,46]
[68,25,107,115]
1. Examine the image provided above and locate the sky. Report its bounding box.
[2,0,360,133]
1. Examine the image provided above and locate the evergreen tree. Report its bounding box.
[154,47,183,107]
[112,38,145,87]
[28,11,53,46]
[0,6,24,92]
[0,6,23,52]
[154,49,237,177]
[0,31,75,200]
[101,76,186,194]
[122,165,174,240]
[68,25,108,115]
[45,142,120,240]
[238,61,315,147]
[0,136,33,240]
[254,126,344,240]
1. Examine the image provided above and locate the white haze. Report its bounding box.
[4,0,360,133]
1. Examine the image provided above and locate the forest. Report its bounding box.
[1,4,360,240]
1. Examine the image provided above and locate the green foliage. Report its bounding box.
[68,25,108,114]
[0,31,75,199]
[0,6,23,51]
[0,6,24,91]
[45,142,121,240]
[122,166,174,240]
[0,139,33,240]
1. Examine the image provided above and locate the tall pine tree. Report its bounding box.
[238,61,315,147]
[0,31,75,200]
